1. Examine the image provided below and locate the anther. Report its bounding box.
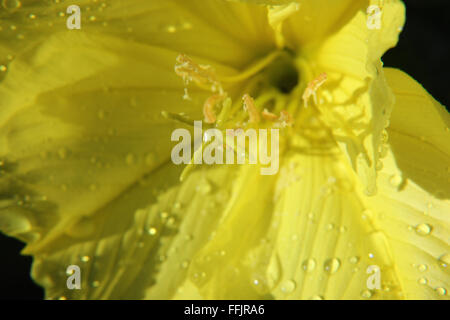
[262,109,278,121]
[203,94,226,124]
[175,54,223,94]
[302,72,327,108]
[242,94,261,123]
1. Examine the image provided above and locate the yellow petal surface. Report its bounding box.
[0,0,275,298]
[300,0,405,195]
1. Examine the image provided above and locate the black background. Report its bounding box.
[1,0,449,300]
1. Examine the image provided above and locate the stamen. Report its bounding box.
[175,54,223,94]
[262,109,278,121]
[203,94,226,124]
[302,72,327,108]
[242,94,261,123]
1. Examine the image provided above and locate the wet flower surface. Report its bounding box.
[0,0,449,299]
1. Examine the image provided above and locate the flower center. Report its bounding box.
[263,50,299,95]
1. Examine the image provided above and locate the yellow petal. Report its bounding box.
[384,68,450,199]
[261,113,404,300]
[188,163,278,299]
[298,0,405,195]
[30,164,240,299]
[363,68,450,299]
[0,0,276,298]
[364,149,450,299]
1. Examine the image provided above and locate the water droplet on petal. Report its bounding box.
[349,256,360,264]
[418,277,428,285]
[302,258,317,272]
[2,0,21,10]
[280,280,296,293]
[415,223,432,236]
[438,253,449,269]
[417,264,428,272]
[148,227,157,235]
[361,290,373,299]
[324,258,341,274]
[81,255,90,262]
[435,287,447,296]
[389,174,402,187]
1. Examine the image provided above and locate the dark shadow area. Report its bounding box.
[382,0,450,110]
[0,233,44,299]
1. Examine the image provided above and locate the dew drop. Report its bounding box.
[2,0,21,10]
[438,253,450,268]
[361,290,373,299]
[349,256,360,264]
[302,258,316,273]
[160,211,169,220]
[418,277,428,285]
[339,226,347,233]
[280,280,296,293]
[435,287,447,296]
[92,280,100,288]
[324,258,341,274]
[148,227,157,235]
[0,65,7,72]
[417,264,428,272]
[389,174,402,188]
[166,25,177,33]
[196,181,212,195]
[81,255,90,262]
[415,223,432,236]
[180,260,190,269]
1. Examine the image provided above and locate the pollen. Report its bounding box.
[243,94,261,123]
[302,72,327,108]
[203,94,226,124]
[175,54,223,94]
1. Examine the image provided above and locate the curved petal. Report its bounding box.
[299,0,405,195]
[365,149,450,299]
[384,67,450,200]
[261,113,403,300]
[0,0,276,298]
[364,67,450,299]
[30,164,240,299]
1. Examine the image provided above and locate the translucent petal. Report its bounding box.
[384,68,450,199]
[265,118,403,300]
[299,0,405,195]
[364,68,450,299]
[30,164,239,299]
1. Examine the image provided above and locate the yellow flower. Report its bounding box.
[0,0,449,300]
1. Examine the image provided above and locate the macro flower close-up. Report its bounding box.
[0,0,449,301]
